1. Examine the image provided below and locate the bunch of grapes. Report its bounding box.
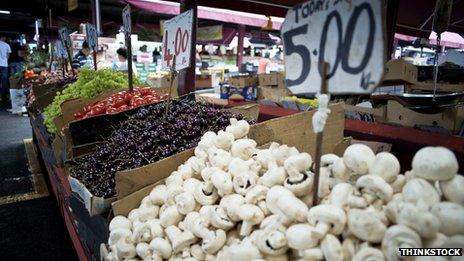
[43,68,140,133]
[70,100,253,198]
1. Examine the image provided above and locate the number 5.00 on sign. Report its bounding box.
[162,10,193,71]
[281,0,384,94]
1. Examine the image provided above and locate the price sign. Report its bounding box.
[122,5,132,38]
[281,0,385,94]
[86,23,98,50]
[58,27,71,48]
[56,41,68,58]
[162,10,193,70]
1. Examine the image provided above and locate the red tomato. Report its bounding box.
[140,87,153,96]
[91,106,106,115]
[106,107,118,114]
[83,105,92,112]
[116,105,129,112]
[123,92,133,102]
[113,98,126,108]
[74,111,85,119]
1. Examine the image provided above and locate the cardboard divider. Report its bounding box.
[114,103,345,199]
[226,104,259,122]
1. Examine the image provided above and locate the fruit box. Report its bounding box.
[68,176,116,216]
[113,103,345,200]
[229,75,258,87]
[220,85,256,101]
[383,59,417,84]
[258,72,286,88]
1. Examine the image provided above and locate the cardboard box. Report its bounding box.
[220,85,256,101]
[69,176,116,216]
[386,100,464,134]
[9,77,21,89]
[258,72,286,88]
[227,104,260,122]
[229,75,258,87]
[114,103,345,199]
[259,86,292,102]
[383,59,417,84]
[345,105,387,123]
[147,75,178,89]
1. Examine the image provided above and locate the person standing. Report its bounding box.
[113,47,137,76]
[8,38,24,75]
[0,35,11,102]
[72,41,93,69]
[258,52,271,74]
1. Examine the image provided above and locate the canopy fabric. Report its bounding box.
[394,33,417,42]
[124,0,283,30]
[430,31,464,49]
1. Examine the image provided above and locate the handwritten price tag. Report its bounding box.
[58,27,71,48]
[281,0,385,94]
[162,10,193,71]
[86,23,98,50]
[122,5,132,38]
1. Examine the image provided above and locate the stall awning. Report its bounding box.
[124,0,284,30]
[430,31,464,49]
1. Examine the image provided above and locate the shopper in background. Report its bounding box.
[9,38,24,75]
[72,41,93,69]
[258,51,271,74]
[0,35,11,102]
[113,47,137,75]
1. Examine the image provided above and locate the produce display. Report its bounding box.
[73,87,169,120]
[25,70,77,107]
[43,68,140,133]
[70,100,251,198]
[104,123,464,260]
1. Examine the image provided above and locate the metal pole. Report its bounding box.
[236,24,245,69]
[95,0,102,35]
[177,0,197,99]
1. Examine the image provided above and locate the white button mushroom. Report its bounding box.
[201,229,227,255]
[258,166,287,188]
[149,185,167,206]
[329,183,367,210]
[411,146,458,181]
[160,205,184,228]
[245,185,270,215]
[208,205,235,230]
[193,181,219,206]
[210,168,234,197]
[231,139,257,161]
[255,229,288,256]
[266,186,308,224]
[214,130,235,151]
[283,153,314,197]
[108,228,137,259]
[347,207,386,243]
[381,225,422,261]
[149,237,172,260]
[165,225,197,254]
[286,224,321,251]
[343,144,376,175]
[207,147,232,170]
[225,118,250,139]
[369,152,400,183]
[395,202,440,239]
[320,234,344,261]
[439,175,464,206]
[431,202,464,236]
[226,238,262,261]
[321,153,349,184]
[352,247,384,261]
[307,204,347,238]
[356,174,393,205]
[238,204,265,236]
[402,178,440,210]
[219,194,245,222]
[109,216,132,232]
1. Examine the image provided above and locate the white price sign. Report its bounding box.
[58,27,71,48]
[86,23,98,49]
[122,5,132,37]
[162,10,193,71]
[281,0,385,94]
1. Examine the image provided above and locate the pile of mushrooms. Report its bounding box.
[104,119,464,261]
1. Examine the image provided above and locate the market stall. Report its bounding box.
[18,0,464,260]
